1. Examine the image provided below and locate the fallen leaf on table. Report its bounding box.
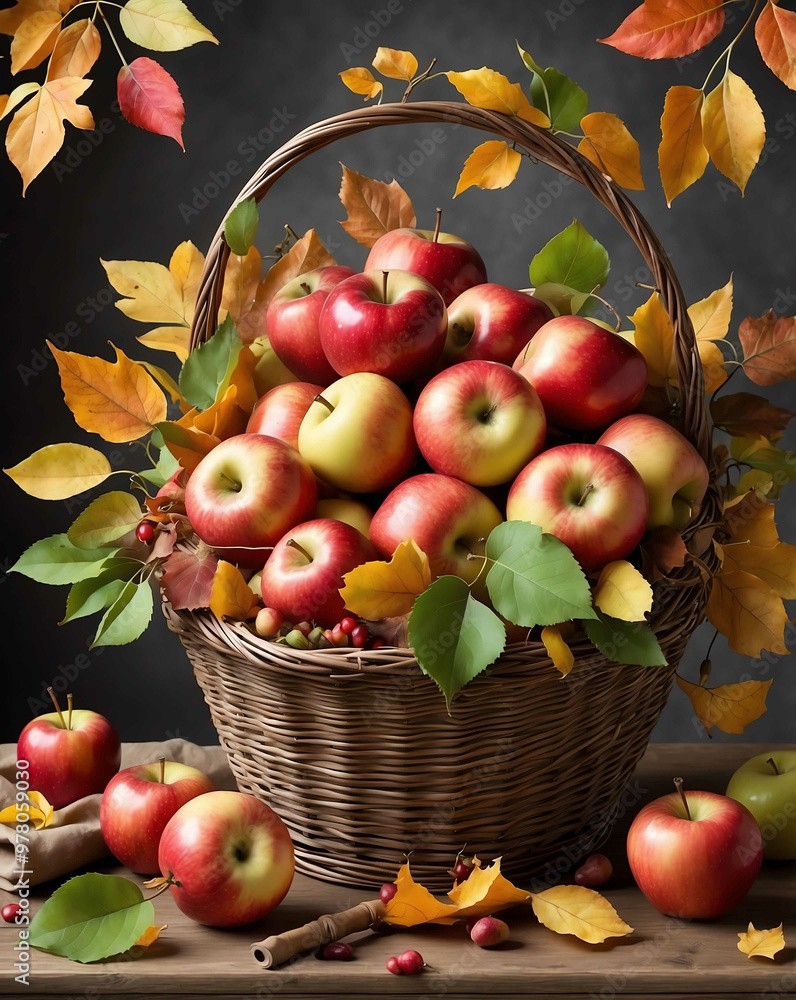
[447,857,530,918]
[676,675,773,736]
[383,862,459,927]
[0,790,54,830]
[530,884,633,944]
[340,539,431,620]
[134,924,167,948]
[737,922,785,960]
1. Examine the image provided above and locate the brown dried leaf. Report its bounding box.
[676,675,773,736]
[739,310,796,385]
[338,164,416,248]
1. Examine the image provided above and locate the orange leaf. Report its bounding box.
[756,1,796,91]
[447,857,530,917]
[10,8,60,73]
[658,85,708,205]
[629,291,674,386]
[339,67,382,100]
[446,68,549,126]
[209,561,260,621]
[339,539,431,619]
[676,675,773,736]
[372,46,417,81]
[641,526,688,582]
[737,922,786,960]
[706,565,788,658]
[383,863,459,927]
[578,112,644,190]
[50,342,166,442]
[158,421,218,473]
[179,385,248,441]
[0,0,60,37]
[47,17,100,79]
[701,70,765,195]
[135,924,167,948]
[454,140,521,197]
[220,246,261,323]
[249,229,335,320]
[599,0,725,58]
[738,310,796,385]
[338,164,416,248]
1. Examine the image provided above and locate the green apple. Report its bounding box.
[726,751,796,860]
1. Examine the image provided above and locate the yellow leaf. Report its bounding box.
[27,790,54,828]
[340,539,431,619]
[723,491,780,548]
[339,67,382,100]
[10,8,60,74]
[676,675,773,736]
[446,68,549,125]
[220,246,261,323]
[0,81,41,121]
[629,291,674,387]
[447,857,530,918]
[50,342,167,442]
[530,885,633,944]
[756,1,796,91]
[338,164,416,248]
[134,924,167,948]
[209,560,259,621]
[47,17,100,79]
[372,46,417,81]
[592,560,653,622]
[541,625,575,677]
[688,276,733,342]
[169,240,205,321]
[701,70,765,195]
[0,790,54,830]
[659,85,708,205]
[707,564,788,657]
[252,229,335,314]
[578,112,644,190]
[698,339,728,392]
[4,443,111,500]
[383,862,459,927]
[737,922,786,960]
[139,361,182,404]
[103,257,185,326]
[137,326,190,362]
[118,0,217,51]
[454,140,521,197]
[179,384,247,441]
[0,0,60,36]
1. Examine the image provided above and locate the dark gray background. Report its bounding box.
[1,0,793,745]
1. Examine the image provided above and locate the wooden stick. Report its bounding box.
[251,899,385,968]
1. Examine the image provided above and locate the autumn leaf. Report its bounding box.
[756,1,796,91]
[446,68,549,125]
[629,291,674,387]
[454,140,521,197]
[738,311,796,385]
[659,86,708,205]
[541,624,575,677]
[118,0,217,51]
[676,675,773,736]
[641,525,688,582]
[160,546,218,610]
[4,443,112,500]
[209,561,259,621]
[0,81,40,121]
[372,46,417,81]
[339,539,431,619]
[701,70,765,195]
[707,565,788,657]
[0,0,61,37]
[134,924,167,948]
[578,112,644,190]
[0,789,54,830]
[118,56,184,147]
[220,246,261,323]
[711,392,793,439]
[720,494,796,599]
[447,857,530,917]
[530,885,633,944]
[47,18,100,79]
[10,8,60,73]
[338,165,416,248]
[383,863,459,927]
[339,67,382,100]
[158,421,218,473]
[593,560,653,621]
[687,275,732,390]
[737,922,786,960]
[599,0,725,58]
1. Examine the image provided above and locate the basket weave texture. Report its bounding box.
[165,102,720,889]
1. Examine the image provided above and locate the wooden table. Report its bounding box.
[2,744,794,999]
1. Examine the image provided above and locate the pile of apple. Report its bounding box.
[184,219,711,636]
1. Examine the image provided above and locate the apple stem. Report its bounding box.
[67,693,73,732]
[286,538,313,562]
[47,687,67,731]
[577,483,594,506]
[145,874,179,898]
[432,207,442,243]
[382,270,389,303]
[767,757,780,775]
[314,394,335,414]
[673,777,692,820]
[218,471,242,493]
[159,755,166,783]
[300,282,311,295]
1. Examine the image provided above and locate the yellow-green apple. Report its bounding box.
[185,434,317,567]
[260,518,376,626]
[266,265,355,384]
[506,443,649,572]
[100,760,214,874]
[727,751,796,860]
[319,270,447,383]
[158,790,294,927]
[317,498,373,537]
[443,284,553,366]
[627,785,763,918]
[298,373,415,493]
[246,382,324,450]
[514,316,648,431]
[596,414,709,530]
[17,695,120,809]
[414,360,546,486]
[250,336,298,397]
[365,226,487,305]
[370,474,502,585]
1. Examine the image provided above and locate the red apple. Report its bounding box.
[597,414,710,530]
[319,269,447,383]
[514,316,648,431]
[18,693,120,809]
[260,518,376,626]
[158,790,294,927]
[414,361,546,486]
[185,434,317,567]
[100,759,214,874]
[370,474,503,585]
[265,265,355,384]
[627,784,763,919]
[443,284,553,366]
[246,382,324,451]
[365,225,487,305]
[506,443,649,573]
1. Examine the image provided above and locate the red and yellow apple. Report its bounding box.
[316,498,373,538]
[246,382,323,451]
[443,284,553,366]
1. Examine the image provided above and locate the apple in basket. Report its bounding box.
[246,381,324,451]
[442,283,553,366]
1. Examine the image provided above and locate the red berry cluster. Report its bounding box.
[276,615,386,651]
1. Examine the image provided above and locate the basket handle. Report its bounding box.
[190,100,709,460]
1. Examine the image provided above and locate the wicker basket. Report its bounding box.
[165,101,719,890]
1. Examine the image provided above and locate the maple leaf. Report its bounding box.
[737,922,786,960]
[454,141,522,197]
[338,165,416,248]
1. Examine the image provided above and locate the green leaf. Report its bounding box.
[741,447,796,483]
[178,317,242,411]
[61,561,141,624]
[139,443,181,488]
[29,873,154,964]
[583,612,667,667]
[517,44,588,133]
[11,535,120,586]
[67,492,143,549]
[92,579,154,648]
[408,576,506,707]
[529,219,610,296]
[485,521,597,628]
[224,197,259,256]
[532,282,596,318]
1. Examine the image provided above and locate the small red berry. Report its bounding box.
[380,882,397,904]
[339,616,357,635]
[351,624,369,648]
[371,638,386,650]
[452,858,473,881]
[397,949,424,975]
[331,626,348,647]
[320,941,354,961]
[386,956,401,975]
[2,903,21,923]
[135,522,155,544]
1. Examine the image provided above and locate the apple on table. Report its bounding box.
[727,751,796,860]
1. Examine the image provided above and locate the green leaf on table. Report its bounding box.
[485,521,597,628]
[529,219,610,296]
[408,575,506,707]
[61,562,141,624]
[92,578,154,648]
[29,873,154,964]
[178,317,241,411]
[583,612,667,667]
[224,197,259,257]
[67,492,143,549]
[517,42,588,133]
[11,535,120,586]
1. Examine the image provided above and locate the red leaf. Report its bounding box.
[600,0,725,59]
[161,547,218,610]
[117,56,184,148]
